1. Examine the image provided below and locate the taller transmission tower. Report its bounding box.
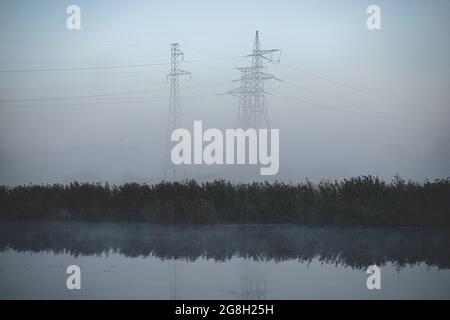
[228,31,281,129]
[164,43,191,180]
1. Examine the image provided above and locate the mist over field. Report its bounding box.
[0,0,449,185]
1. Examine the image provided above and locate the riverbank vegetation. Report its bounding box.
[0,176,449,227]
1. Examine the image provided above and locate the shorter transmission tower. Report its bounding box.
[164,43,191,180]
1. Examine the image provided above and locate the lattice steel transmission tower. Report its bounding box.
[239,259,269,299]
[169,259,181,300]
[228,31,282,129]
[164,43,191,180]
[228,67,252,128]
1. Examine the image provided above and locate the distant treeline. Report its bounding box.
[0,176,449,227]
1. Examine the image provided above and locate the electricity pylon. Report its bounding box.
[239,258,269,299]
[164,43,191,180]
[169,259,181,299]
[228,67,252,128]
[228,31,282,129]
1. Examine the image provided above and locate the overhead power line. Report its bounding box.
[0,62,170,73]
[0,57,243,73]
[274,95,409,123]
[0,93,214,110]
[279,62,419,108]
[0,39,167,47]
[0,89,155,103]
[0,82,231,104]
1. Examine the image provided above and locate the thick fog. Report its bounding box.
[0,0,449,185]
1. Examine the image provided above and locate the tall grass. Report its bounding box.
[0,175,449,227]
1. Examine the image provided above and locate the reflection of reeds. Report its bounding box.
[0,175,449,227]
[1,223,450,270]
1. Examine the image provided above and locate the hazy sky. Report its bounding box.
[0,0,449,184]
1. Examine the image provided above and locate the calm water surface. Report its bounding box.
[0,222,449,299]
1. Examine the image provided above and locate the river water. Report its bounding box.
[0,222,449,299]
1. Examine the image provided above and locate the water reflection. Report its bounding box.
[1,222,449,270]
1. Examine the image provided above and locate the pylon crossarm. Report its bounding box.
[272,76,283,82]
[236,67,253,70]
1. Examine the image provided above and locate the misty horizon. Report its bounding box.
[1,0,449,185]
